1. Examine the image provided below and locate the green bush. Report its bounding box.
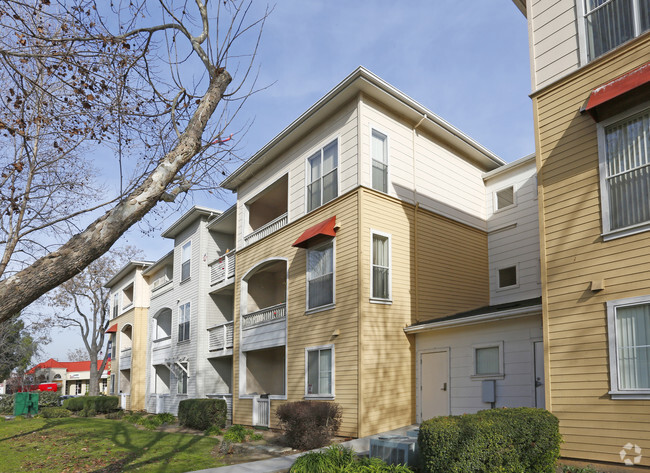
[276,400,342,450]
[223,424,253,443]
[156,412,176,424]
[37,392,61,408]
[105,410,125,420]
[290,446,413,473]
[63,396,118,413]
[41,407,71,418]
[561,465,601,473]
[79,407,97,417]
[418,407,561,473]
[204,425,223,436]
[178,398,227,431]
[62,397,85,411]
[0,395,13,414]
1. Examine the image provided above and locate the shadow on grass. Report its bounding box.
[0,418,58,442]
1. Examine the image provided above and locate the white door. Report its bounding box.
[420,350,449,421]
[534,341,545,408]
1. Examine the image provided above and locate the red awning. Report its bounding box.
[106,324,118,333]
[585,62,650,111]
[292,216,337,248]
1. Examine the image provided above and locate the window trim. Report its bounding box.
[122,283,134,310]
[304,137,340,214]
[370,230,392,303]
[607,295,650,399]
[496,264,519,291]
[578,0,648,65]
[178,301,191,342]
[176,361,189,395]
[305,239,336,312]
[304,344,335,399]
[494,185,516,213]
[370,126,390,194]
[598,102,650,241]
[471,341,505,380]
[112,293,119,319]
[181,239,192,282]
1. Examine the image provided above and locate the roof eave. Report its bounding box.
[161,206,222,239]
[512,0,527,17]
[104,260,153,289]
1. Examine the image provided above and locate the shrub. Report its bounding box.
[41,407,71,418]
[62,397,86,411]
[177,398,227,431]
[276,400,342,450]
[204,425,223,436]
[79,407,97,417]
[106,410,125,420]
[223,424,253,443]
[38,392,61,408]
[0,394,13,414]
[63,396,118,413]
[418,407,561,473]
[290,446,413,473]
[156,412,176,424]
[561,465,601,473]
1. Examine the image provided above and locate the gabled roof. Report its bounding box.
[104,260,154,289]
[161,205,222,239]
[221,66,505,190]
[27,358,106,374]
[142,250,174,277]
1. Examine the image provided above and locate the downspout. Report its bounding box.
[412,114,426,323]
[356,93,364,438]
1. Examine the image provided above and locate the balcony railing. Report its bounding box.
[242,302,286,329]
[209,251,236,286]
[119,348,132,370]
[207,322,234,351]
[244,213,288,246]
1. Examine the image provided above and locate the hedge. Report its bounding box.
[0,392,61,414]
[62,396,118,413]
[178,398,227,431]
[41,407,72,418]
[418,407,561,473]
[276,400,342,450]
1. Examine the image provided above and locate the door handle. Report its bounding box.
[441,382,447,391]
[535,377,543,388]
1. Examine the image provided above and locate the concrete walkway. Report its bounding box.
[190,424,419,473]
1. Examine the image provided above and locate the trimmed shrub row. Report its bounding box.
[418,407,562,473]
[178,398,227,431]
[41,407,72,418]
[290,445,412,473]
[0,392,63,414]
[276,400,342,450]
[62,396,118,413]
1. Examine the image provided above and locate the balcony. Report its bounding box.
[208,321,234,351]
[244,213,288,246]
[242,303,286,329]
[209,250,236,287]
[151,337,171,365]
[241,303,286,351]
[119,348,132,370]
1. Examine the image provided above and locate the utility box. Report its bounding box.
[482,380,496,404]
[13,392,39,416]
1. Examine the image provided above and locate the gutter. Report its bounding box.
[404,304,542,334]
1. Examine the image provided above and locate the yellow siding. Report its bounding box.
[359,189,489,436]
[535,34,650,465]
[232,190,360,437]
[130,307,148,410]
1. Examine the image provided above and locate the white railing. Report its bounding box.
[152,275,171,291]
[120,348,132,370]
[151,337,171,365]
[244,213,288,245]
[206,393,233,421]
[209,251,236,285]
[120,393,131,410]
[207,322,234,351]
[242,302,286,329]
[253,396,270,427]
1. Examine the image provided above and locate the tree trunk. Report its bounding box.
[0,71,232,322]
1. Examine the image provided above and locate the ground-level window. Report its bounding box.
[607,296,650,397]
[473,342,504,378]
[305,345,333,398]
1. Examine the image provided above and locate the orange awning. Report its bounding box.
[106,324,118,333]
[585,62,650,113]
[292,216,337,248]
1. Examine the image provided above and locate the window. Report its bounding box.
[473,342,504,378]
[582,0,649,62]
[498,266,518,288]
[607,296,650,397]
[177,362,189,394]
[307,241,334,310]
[178,302,190,342]
[306,346,333,397]
[307,139,338,212]
[112,293,119,318]
[495,186,515,211]
[371,231,391,301]
[598,107,650,237]
[181,241,191,281]
[122,283,134,309]
[371,129,388,193]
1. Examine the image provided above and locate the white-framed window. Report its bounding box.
[371,129,388,193]
[497,265,518,289]
[178,302,190,342]
[495,186,515,211]
[580,0,649,63]
[306,139,338,212]
[181,240,191,281]
[371,231,391,301]
[112,293,119,318]
[598,105,650,239]
[122,283,134,310]
[177,362,189,394]
[306,240,334,310]
[472,342,504,378]
[607,296,650,398]
[305,345,334,398]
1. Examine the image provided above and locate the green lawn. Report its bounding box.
[0,416,225,473]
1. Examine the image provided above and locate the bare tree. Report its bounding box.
[45,247,139,395]
[66,347,87,362]
[0,0,268,321]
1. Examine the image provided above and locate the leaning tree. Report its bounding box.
[0,0,268,321]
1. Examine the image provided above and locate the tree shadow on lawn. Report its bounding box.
[0,418,58,442]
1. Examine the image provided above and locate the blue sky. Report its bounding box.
[44,1,532,360]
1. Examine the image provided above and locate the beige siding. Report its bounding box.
[535,35,650,465]
[232,190,360,437]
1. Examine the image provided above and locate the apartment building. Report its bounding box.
[143,206,236,418]
[218,66,544,438]
[515,0,650,466]
[105,260,153,409]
